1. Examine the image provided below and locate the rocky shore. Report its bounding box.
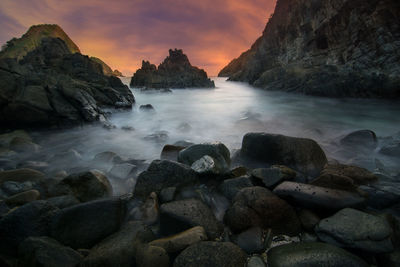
[219,0,400,98]
[0,129,399,267]
[130,49,215,89]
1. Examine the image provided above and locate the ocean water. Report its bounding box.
[32,77,400,177]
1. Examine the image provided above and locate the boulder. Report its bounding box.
[18,236,83,267]
[251,167,293,188]
[159,187,176,203]
[1,181,33,196]
[340,130,377,150]
[319,164,377,185]
[267,242,368,267]
[160,199,223,239]
[241,133,327,177]
[218,176,253,200]
[139,104,155,111]
[52,170,112,202]
[160,144,186,161]
[50,198,125,249]
[273,182,366,210]
[0,200,58,256]
[149,226,208,253]
[224,186,301,235]
[298,209,321,232]
[248,256,267,267]
[173,241,246,267]
[315,208,394,253]
[0,168,45,185]
[5,189,40,206]
[135,244,170,267]
[134,160,198,199]
[191,155,221,174]
[46,195,80,209]
[109,163,137,179]
[128,192,159,225]
[233,227,269,254]
[178,142,231,174]
[81,221,155,267]
[143,131,169,143]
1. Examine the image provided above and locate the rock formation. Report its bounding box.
[0,24,134,129]
[219,0,400,98]
[90,57,124,77]
[130,49,215,89]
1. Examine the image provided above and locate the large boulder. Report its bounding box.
[340,130,377,150]
[18,236,83,267]
[267,242,368,267]
[50,198,126,249]
[160,144,186,161]
[81,221,155,267]
[240,133,327,177]
[160,199,223,239]
[224,186,301,235]
[273,182,366,210]
[0,200,58,256]
[134,160,198,199]
[315,208,394,253]
[173,241,247,267]
[178,142,231,174]
[318,164,377,185]
[149,226,208,253]
[51,170,112,202]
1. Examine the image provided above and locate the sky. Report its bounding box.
[0,0,276,76]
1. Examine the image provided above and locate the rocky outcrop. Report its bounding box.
[130,49,215,89]
[219,0,400,98]
[0,25,134,128]
[90,57,124,77]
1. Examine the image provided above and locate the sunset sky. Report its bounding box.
[0,0,276,76]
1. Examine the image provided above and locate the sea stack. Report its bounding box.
[219,0,400,98]
[130,49,215,89]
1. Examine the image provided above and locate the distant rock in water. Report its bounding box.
[0,24,135,129]
[90,57,124,77]
[130,49,215,89]
[219,0,400,98]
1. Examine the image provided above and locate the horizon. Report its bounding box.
[0,0,276,76]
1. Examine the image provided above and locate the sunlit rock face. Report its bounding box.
[0,24,135,128]
[219,0,400,98]
[130,49,215,89]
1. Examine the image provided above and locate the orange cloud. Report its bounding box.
[0,0,276,76]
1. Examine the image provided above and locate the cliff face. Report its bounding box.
[0,24,80,60]
[131,49,215,89]
[219,0,400,97]
[0,26,134,129]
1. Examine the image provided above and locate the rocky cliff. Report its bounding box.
[131,49,215,89]
[0,25,134,129]
[219,0,400,98]
[90,57,124,77]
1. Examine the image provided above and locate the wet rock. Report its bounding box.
[298,209,321,232]
[251,167,293,188]
[143,131,169,143]
[340,130,377,150]
[46,195,80,209]
[129,192,159,225]
[191,155,221,174]
[315,208,394,253]
[218,176,253,200]
[1,181,33,196]
[241,133,327,177]
[173,140,195,147]
[93,151,122,166]
[160,144,186,161]
[267,242,368,267]
[359,184,400,209]
[109,163,137,179]
[224,186,301,235]
[380,141,400,157]
[50,198,125,249]
[273,181,366,210]
[136,244,170,267]
[52,170,112,202]
[134,160,198,199]
[5,189,40,206]
[233,227,269,254]
[319,164,377,185]
[229,166,248,178]
[139,104,155,111]
[159,187,176,203]
[160,198,222,239]
[82,221,155,267]
[247,256,266,267]
[9,137,40,153]
[49,149,82,165]
[18,236,83,267]
[149,226,208,253]
[178,142,231,174]
[0,168,45,185]
[0,200,58,256]
[173,241,246,267]
[310,173,357,192]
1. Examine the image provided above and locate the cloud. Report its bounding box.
[0,0,276,75]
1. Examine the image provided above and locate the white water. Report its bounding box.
[33,77,400,174]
